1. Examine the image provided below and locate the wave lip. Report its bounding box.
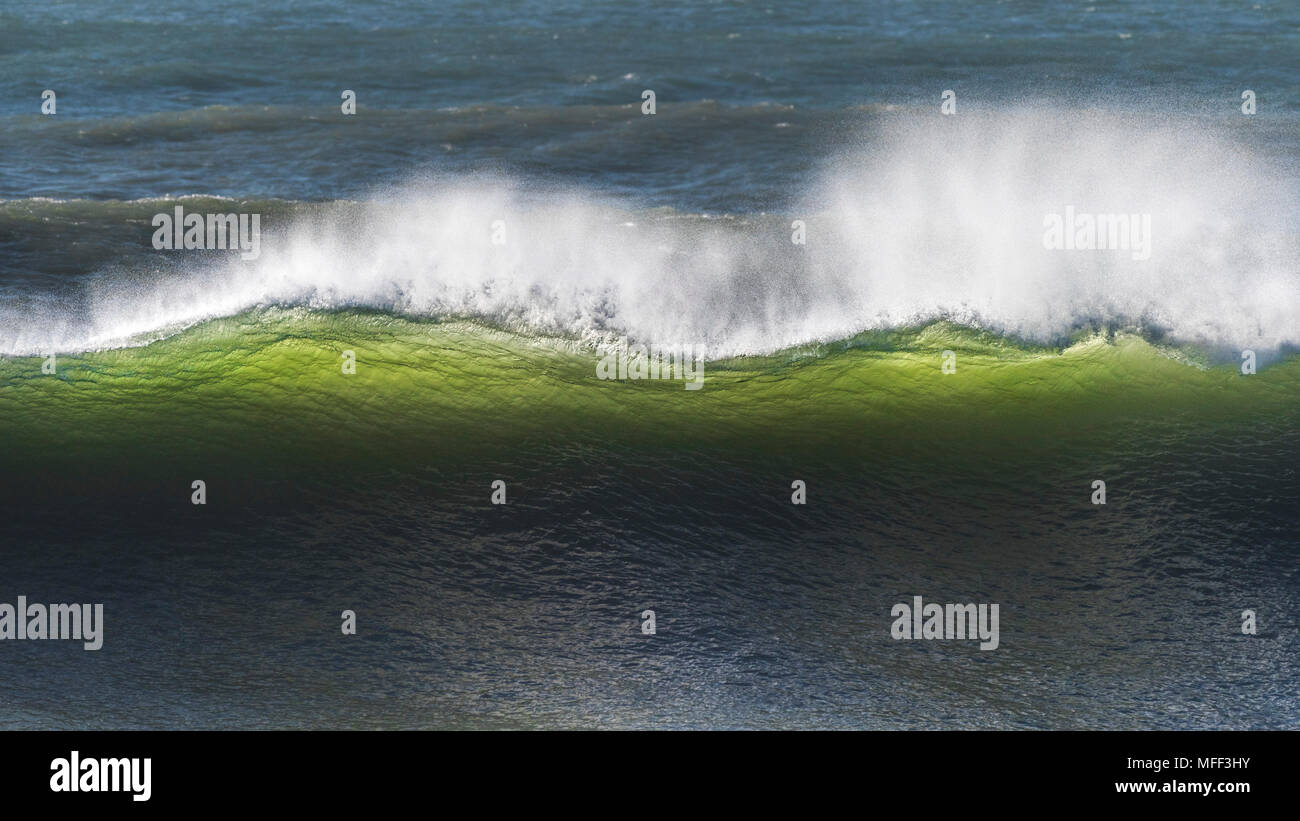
[2,108,1298,359]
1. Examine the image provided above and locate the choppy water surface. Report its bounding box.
[0,1,1297,728]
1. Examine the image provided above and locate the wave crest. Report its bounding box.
[3,108,1297,359]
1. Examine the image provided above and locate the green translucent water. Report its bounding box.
[3,309,1294,476]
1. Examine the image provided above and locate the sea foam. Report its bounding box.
[5,109,1297,360]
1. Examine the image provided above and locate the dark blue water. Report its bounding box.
[3,0,1298,207]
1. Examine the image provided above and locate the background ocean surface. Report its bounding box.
[1,1,1298,728]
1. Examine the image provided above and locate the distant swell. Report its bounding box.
[2,108,1297,359]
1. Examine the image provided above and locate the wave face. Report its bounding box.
[3,311,1297,468]
[3,110,1298,359]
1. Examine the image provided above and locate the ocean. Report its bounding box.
[0,0,1298,729]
